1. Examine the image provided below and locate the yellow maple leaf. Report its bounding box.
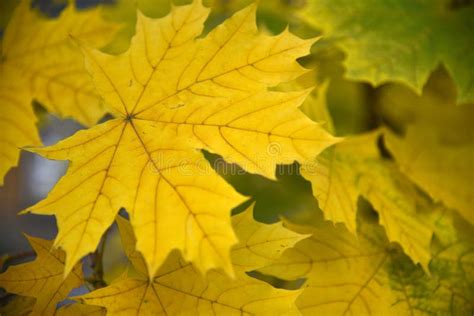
[75,205,303,315]
[56,303,106,316]
[116,203,307,276]
[0,295,35,316]
[0,236,84,316]
[0,0,120,184]
[301,131,435,269]
[23,0,336,278]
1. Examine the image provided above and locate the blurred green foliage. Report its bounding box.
[302,0,474,103]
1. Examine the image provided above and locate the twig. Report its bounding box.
[1,251,35,268]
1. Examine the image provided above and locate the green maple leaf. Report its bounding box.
[302,0,474,103]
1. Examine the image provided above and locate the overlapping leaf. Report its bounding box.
[302,0,474,103]
[117,204,306,276]
[299,81,334,133]
[57,303,106,316]
[0,237,84,316]
[24,0,336,278]
[0,67,39,186]
[377,76,474,226]
[260,206,474,315]
[230,205,308,272]
[301,131,435,269]
[83,0,336,177]
[0,0,120,184]
[386,129,474,226]
[75,206,303,315]
[429,210,474,312]
[387,127,474,225]
[0,295,35,316]
[24,119,245,278]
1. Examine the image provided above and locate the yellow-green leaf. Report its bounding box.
[301,131,435,269]
[24,0,336,278]
[429,209,474,311]
[386,128,474,227]
[260,206,474,315]
[260,220,398,315]
[375,70,474,226]
[0,236,84,316]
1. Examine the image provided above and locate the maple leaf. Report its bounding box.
[23,0,337,278]
[56,303,106,316]
[118,203,307,276]
[429,210,474,312]
[0,295,35,316]
[386,129,474,226]
[301,131,435,269]
[230,206,308,272]
[0,0,120,184]
[298,81,334,134]
[0,236,84,316]
[260,205,474,315]
[0,68,39,186]
[376,76,474,226]
[302,0,474,103]
[75,206,303,315]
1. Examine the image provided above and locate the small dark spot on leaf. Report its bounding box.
[169,103,185,109]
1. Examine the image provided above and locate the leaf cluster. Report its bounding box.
[0,0,472,315]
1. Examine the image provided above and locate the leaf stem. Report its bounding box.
[88,230,109,289]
